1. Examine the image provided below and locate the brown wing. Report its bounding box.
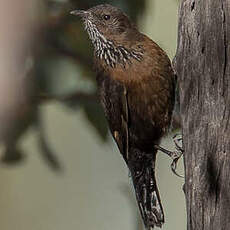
[105,36,175,139]
[96,73,129,163]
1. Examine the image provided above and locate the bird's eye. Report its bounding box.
[103,14,110,20]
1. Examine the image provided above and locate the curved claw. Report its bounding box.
[173,134,184,152]
[154,144,184,178]
[171,157,184,178]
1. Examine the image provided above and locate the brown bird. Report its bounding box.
[71,4,177,229]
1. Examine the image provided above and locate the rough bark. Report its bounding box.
[173,0,230,230]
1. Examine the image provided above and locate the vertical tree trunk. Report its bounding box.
[173,0,230,230]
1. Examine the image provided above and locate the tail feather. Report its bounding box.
[129,149,164,229]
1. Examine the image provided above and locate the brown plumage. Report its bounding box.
[71,4,175,229]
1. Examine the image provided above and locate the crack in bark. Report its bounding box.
[191,1,195,12]
[213,163,222,220]
[221,2,227,79]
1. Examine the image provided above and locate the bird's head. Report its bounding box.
[71,4,143,68]
[71,4,133,43]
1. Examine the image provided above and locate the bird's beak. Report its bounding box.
[70,10,89,18]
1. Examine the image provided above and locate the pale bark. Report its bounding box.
[174,1,230,229]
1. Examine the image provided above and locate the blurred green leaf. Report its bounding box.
[36,56,96,97]
[1,146,25,165]
[83,103,109,141]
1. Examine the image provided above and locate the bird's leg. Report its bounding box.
[154,135,184,178]
[154,145,183,177]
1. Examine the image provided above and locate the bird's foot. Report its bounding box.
[170,150,183,178]
[154,143,183,178]
[173,133,183,152]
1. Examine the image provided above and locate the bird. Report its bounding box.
[71,4,177,229]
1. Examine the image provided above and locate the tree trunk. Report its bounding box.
[173,0,230,230]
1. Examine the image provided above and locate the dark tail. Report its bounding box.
[128,148,164,229]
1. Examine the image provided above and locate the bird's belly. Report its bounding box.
[127,86,172,150]
[128,111,163,150]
